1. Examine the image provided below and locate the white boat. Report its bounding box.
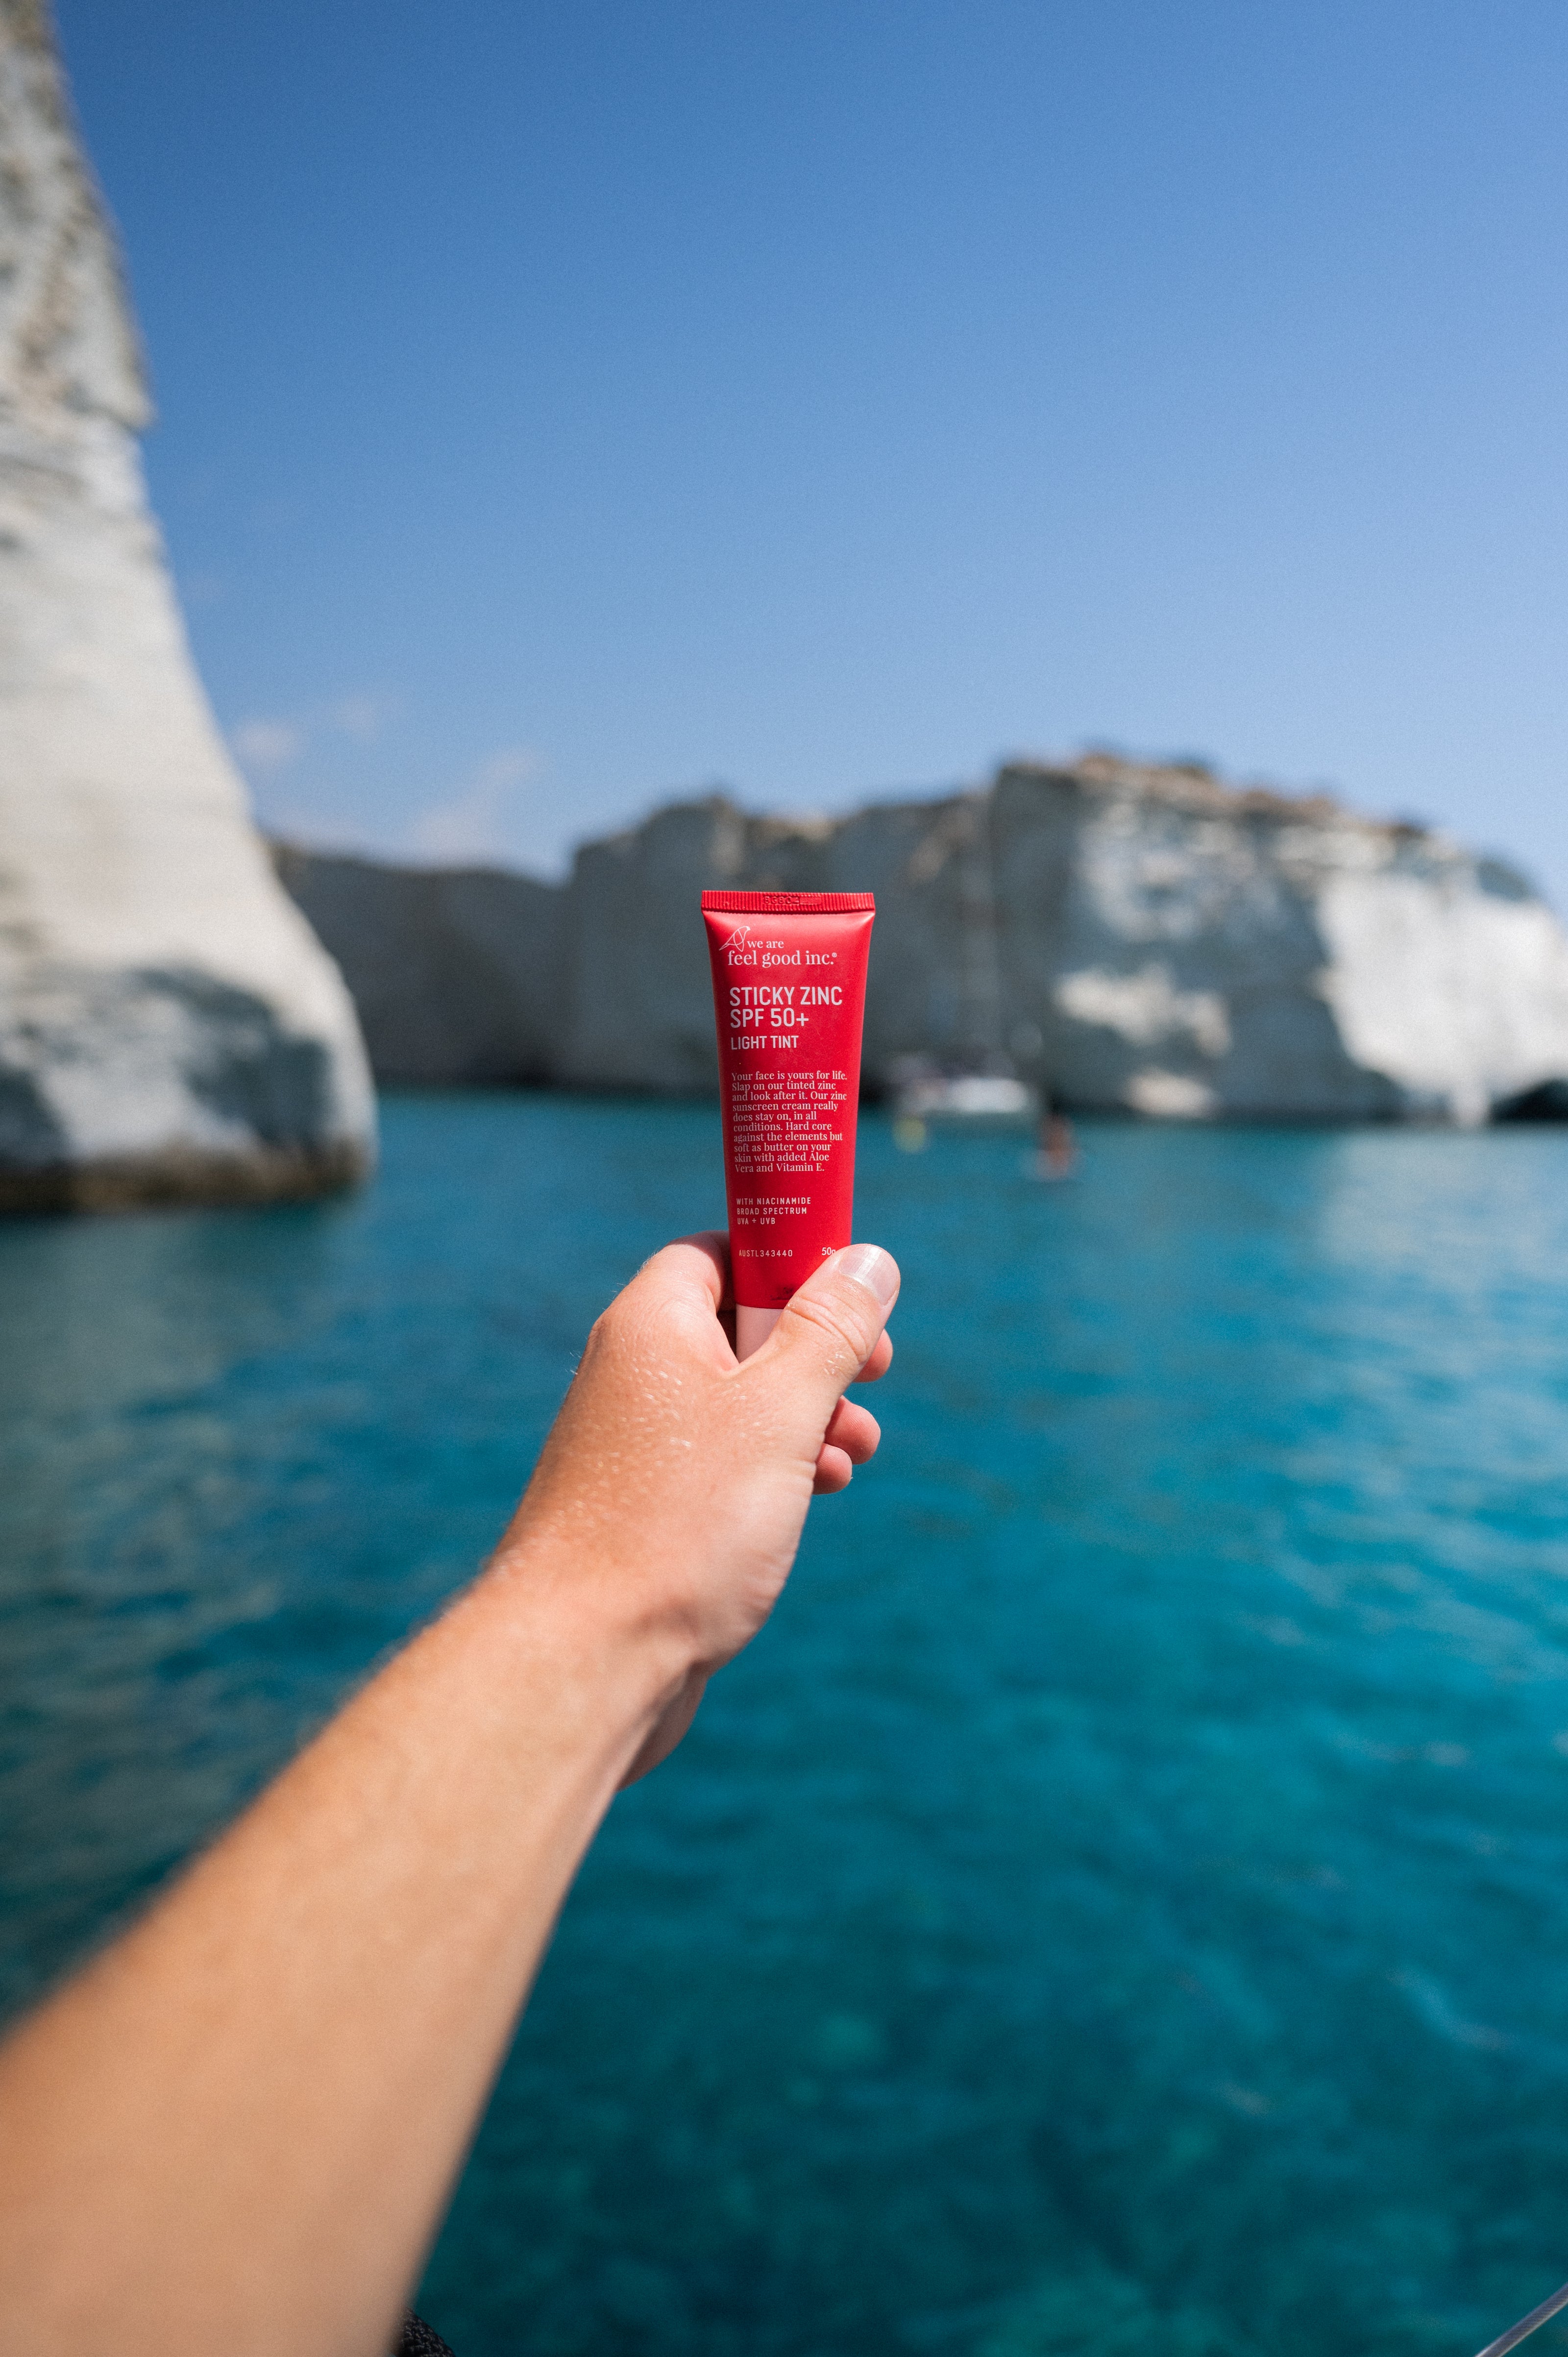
[893,1071,1040,1126]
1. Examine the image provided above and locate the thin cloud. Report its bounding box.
[230,688,400,778]
[406,748,543,865]
[231,717,303,771]
[329,692,398,742]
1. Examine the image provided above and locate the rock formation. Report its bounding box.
[276,757,1568,1122]
[0,0,374,1210]
[986,760,1568,1124]
[271,847,565,1087]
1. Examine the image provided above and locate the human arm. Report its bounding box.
[0,1234,899,2357]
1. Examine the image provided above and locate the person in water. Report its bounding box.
[1035,1091,1078,1180]
[0,1233,900,2357]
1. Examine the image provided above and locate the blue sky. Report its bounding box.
[57,1,1568,900]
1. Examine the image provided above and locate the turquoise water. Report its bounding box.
[4,1101,1568,2356]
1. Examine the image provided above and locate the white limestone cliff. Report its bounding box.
[277,759,1568,1121]
[270,845,566,1086]
[988,761,1568,1123]
[0,0,374,1208]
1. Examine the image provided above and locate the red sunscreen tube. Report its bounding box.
[702,890,876,1359]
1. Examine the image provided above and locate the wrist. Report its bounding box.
[473,1528,700,1780]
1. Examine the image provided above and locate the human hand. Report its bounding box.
[0,1239,893,2357]
[493,1234,899,1780]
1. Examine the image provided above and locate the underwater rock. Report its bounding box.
[0,0,374,1211]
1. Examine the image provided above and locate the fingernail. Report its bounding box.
[832,1244,899,1307]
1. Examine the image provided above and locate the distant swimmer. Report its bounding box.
[1031,1095,1078,1181]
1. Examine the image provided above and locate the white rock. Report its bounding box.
[270,844,565,1085]
[994,761,1568,1120]
[279,758,1568,1121]
[0,0,374,1208]
[1314,862,1568,1125]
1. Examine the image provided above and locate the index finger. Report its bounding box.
[635,1232,731,1313]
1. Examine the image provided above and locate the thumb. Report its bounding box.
[745,1245,901,1432]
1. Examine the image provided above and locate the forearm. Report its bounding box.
[0,1541,686,2357]
[0,1235,899,2357]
